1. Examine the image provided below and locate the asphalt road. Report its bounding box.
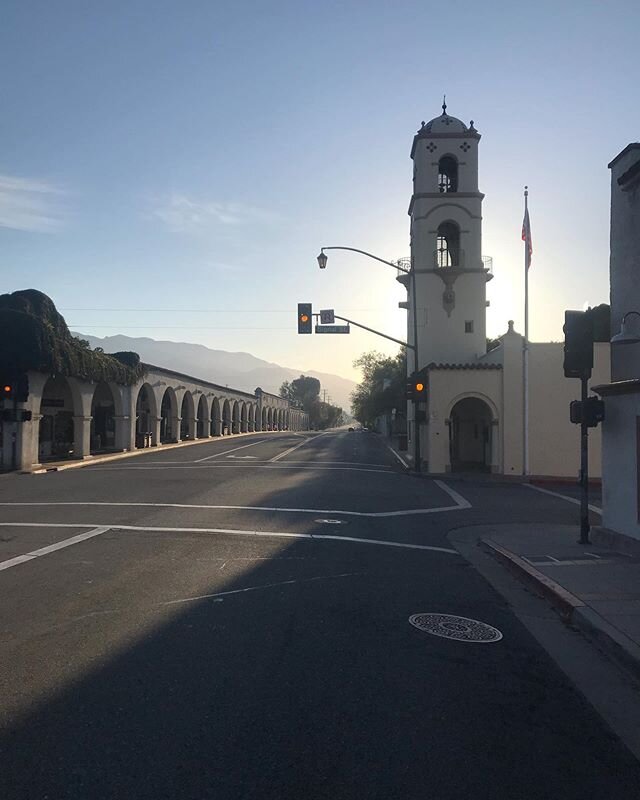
[0,430,638,799]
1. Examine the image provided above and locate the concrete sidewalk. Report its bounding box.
[483,525,640,680]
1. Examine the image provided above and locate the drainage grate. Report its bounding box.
[409,613,503,643]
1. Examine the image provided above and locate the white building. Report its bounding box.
[594,143,640,540]
[401,104,609,477]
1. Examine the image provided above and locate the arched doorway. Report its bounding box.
[135,383,157,447]
[180,392,195,440]
[211,397,221,435]
[160,388,178,443]
[222,399,232,435]
[232,400,240,434]
[90,382,116,453]
[449,397,493,472]
[39,375,75,461]
[197,395,209,438]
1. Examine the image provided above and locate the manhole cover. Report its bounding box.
[314,518,347,525]
[409,613,503,643]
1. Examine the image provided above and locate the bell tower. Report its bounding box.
[407,101,491,366]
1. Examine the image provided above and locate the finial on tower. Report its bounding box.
[442,94,447,114]
[524,185,528,198]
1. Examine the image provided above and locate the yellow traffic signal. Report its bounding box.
[415,382,424,393]
[297,303,313,334]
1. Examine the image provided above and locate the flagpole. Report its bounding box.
[523,186,529,478]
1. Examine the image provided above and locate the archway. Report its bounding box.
[232,400,240,434]
[160,388,178,443]
[180,392,196,440]
[211,397,222,435]
[38,375,76,461]
[197,394,209,438]
[249,404,256,431]
[449,397,493,472]
[261,407,268,431]
[135,383,158,447]
[267,407,274,431]
[240,401,248,432]
[90,382,116,453]
[222,399,232,435]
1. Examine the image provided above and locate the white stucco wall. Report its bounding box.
[601,393,640,540]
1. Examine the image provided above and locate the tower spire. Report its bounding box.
[442,94,447,114]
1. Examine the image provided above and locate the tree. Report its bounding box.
[350,349,406,427]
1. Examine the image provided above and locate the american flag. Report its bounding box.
[522,206,533,269]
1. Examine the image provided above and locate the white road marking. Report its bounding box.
[91,464,397,475]
[193,438,272,463]
[0,526,111,572]
[0,521,459,554]
[0,499,468,518]
[387,445,410,469]
[160,572,360,605]
[434,480,472,509]
[525,483,602,514]
[269,432,328,462]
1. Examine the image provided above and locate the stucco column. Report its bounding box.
[151,415,162,446]
[241,420,248,433]
[114,415,132,451]
[249,421,255,432]
[73,416,92,459]
[18,414,42,471]
[170,415,181,443]
[199,417,212,439]
[232,420,240,434]
[213,418,223,436]
[490,420,500,473]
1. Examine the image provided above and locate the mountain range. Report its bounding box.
[73,333,357,412]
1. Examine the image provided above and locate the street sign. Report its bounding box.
[315,325,350,334]
[320,309,335,324]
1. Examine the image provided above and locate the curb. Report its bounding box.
[482,537,640,682]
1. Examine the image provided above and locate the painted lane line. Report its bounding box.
[0,522,459,554]
[0,500,468,518]
[0,526,111,572]
[160,573,360,606]
[90,464,398,475]
[269,431,329,463]
[387,444,410,469]
[525,483,602,514]
[193,438,273,463]
[434,480,472,509]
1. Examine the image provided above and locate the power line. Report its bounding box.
[61,307,388,313]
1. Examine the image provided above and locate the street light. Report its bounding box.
[316,246,421,472]
[611,310,640,345]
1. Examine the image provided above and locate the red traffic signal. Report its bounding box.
[407,370,427,402]
[297,303,313,334]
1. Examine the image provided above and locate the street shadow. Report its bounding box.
[1,453,639,799]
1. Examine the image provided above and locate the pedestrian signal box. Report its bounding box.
[297,303,312,334]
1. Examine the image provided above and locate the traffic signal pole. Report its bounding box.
[579,373,590,544]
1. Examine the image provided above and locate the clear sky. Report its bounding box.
[2,1,638,383]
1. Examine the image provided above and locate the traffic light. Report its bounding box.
[563,310,593,378]
[297,303,312,334]
[0,374,28,403]
[407,370,428,402]
[1,379,12,401]
[569,397,605,427]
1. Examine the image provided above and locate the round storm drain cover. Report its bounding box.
[409,613,503,643]
[314,519,347,525]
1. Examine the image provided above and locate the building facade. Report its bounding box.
[401,104,608,477]
[0,365,308,472]
[594,143,640,540]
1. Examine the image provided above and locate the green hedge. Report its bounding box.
[0,290,144,385]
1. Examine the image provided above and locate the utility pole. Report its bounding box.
[579,372,590,544]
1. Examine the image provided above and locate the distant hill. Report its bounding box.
[73,333,357,412]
